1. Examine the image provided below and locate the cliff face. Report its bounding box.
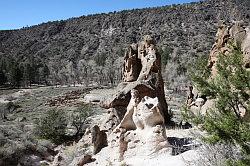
[0,0,249,86]
[208,21,250,76]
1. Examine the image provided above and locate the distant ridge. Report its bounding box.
[0,0,249,87]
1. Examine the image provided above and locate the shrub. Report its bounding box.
[35,109,67,144]
[70,105,93,138]
[0,102,20,120]
[185,45,250,165]
[0,125,38,165]
[159,46,173,66]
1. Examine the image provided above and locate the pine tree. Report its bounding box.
[0,57,7,85]
[0,70,7,85]
[38,64,50,85]
[9,62,22,88]
[159,46,172,66]
[20,62,32,87]
[187,46,250,165]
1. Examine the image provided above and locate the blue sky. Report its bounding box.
[0,0,198,30]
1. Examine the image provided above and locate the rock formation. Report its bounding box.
[98,35,170,160]
[186,85,195,106]
[242,26,250,68]
[189,21,250,116]
[77,155,96,166]
[91,125,108,154]
[102,35,170,124]
[208,21,250,76]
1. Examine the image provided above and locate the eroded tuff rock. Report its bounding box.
[115,94,168,159]
[189,21,250,116]
[102,35,170,125]
[98,35,170,160]
[91,125,108,154]
[208,21,250,76]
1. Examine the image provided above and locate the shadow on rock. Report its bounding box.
[167,137,200,155]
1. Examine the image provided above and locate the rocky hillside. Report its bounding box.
[0,0,249,87]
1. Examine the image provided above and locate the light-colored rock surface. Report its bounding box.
[83,94,103,103]
[84,127,204,166]
[188,22,250,116]
[208,21,250,76]
[80,36,173,164]
[242,26,250,68]
[101,35,170,123]
[95,36,171,162]
[116,95,169,158]
[86,148,197,166]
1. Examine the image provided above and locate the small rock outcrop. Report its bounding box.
[91,125,108,154]
[208,21,250,76]
[77,155,96,166]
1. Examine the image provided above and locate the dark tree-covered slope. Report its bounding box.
[0,0,249,87]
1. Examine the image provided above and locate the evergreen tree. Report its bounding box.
[20,62,32,87]
[38,64,50,85]
[0,57,7,85]
[9,62,22,88]
[0,70,7,85]
[35,109,67,144]
[27,56,39,84]
[159,46,172,66]
[186,45,250,165]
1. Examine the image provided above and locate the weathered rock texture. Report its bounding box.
[99,35,169,159]
[91,125,108,154]
[102,35,170,125]
[208,21,250,76]
[189,22,250,116]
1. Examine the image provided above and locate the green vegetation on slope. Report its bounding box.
[185,45,250,165]
[0,0,249,89]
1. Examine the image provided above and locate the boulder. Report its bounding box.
[83,94,102,103]
[91,125,108,154]
[195,98,205,108]
[77,155,95,166]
